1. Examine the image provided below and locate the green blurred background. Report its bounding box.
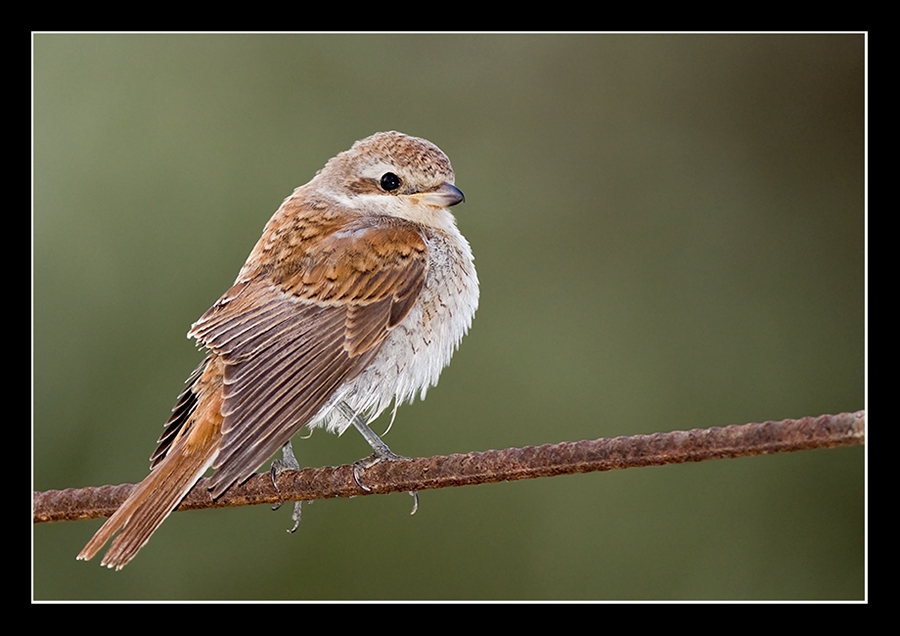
[33,34,864,600]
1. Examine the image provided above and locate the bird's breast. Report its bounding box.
[317,223,478,434]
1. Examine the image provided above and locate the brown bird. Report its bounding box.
[77,131,478,569]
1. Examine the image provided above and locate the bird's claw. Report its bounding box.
[270,443,303,530]
[351,451,418,515]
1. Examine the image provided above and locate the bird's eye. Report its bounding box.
[380,172,401,192]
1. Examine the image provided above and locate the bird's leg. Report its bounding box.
[338,401,419,515]
[270,440,304,532]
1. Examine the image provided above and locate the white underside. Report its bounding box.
[309,223,478,436]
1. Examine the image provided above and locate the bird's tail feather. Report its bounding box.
[77,416,220,570]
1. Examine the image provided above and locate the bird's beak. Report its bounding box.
[413,182,465,208]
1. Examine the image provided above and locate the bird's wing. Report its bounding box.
[187,218,427,497]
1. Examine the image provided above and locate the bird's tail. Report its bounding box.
[77,379,223,570]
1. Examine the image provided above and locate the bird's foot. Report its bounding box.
[352,450,419,515]
[270,441,304,532]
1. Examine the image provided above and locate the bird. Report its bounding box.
[77,131,479,570]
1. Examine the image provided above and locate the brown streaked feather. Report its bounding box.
[77,357,226,570]
[149,358,208,469]
[187,217,428,498]
[270,219,427,302]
